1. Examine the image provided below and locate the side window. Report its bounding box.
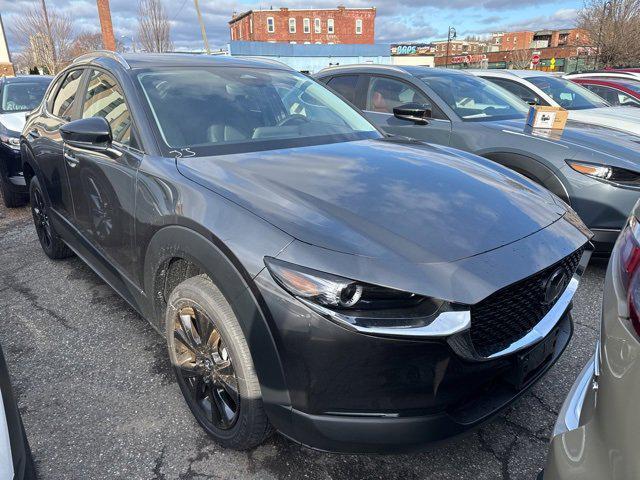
[366,76,442,117]
[584,85,618,104]
[488,77,535,103]
[82,70,131,146]
[52,69,84,120]
[326,75,360,106]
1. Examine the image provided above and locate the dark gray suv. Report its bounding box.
[316,65,640,253]
[21,52,591,453]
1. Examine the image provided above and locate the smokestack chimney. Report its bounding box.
[96,0,116,51]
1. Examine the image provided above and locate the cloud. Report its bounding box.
[1,0,581,52]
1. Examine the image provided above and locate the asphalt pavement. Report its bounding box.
[0,198,605,480]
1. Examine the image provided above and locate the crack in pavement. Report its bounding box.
[151,446,168,480]
[4,273,78,331]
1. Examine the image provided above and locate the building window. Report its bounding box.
[327,18,334,34]
[289,18,296,33]
[314,18,321,33]
[267,17,275,33]
[356,19,363,35]
[303,18,310,33]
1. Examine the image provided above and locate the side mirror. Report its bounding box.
[60,117,112,151]
[523,96,540,106]
[393,102,432,125]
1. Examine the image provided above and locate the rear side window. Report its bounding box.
[82,70,131,146]
[52,70,83,119]
[326,75,359,106]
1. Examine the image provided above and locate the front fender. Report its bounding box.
[142,225,292,411]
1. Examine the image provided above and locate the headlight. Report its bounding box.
[567,160,640,187]
[264,257,470,338]
[0,134,20,150]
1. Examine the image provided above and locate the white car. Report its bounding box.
[470,69,640,136]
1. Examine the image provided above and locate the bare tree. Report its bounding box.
[10,5,75,74]
[578,0,640,67]
[137,0,173,53]
[69,32,125,58]
[509,48,534,69]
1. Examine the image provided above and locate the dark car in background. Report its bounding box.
[20,51,591,453]
[0,75,52,207]
[316,65,640,253]
[569,77,640,107]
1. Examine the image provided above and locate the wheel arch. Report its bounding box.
[143,225,292,410]
[480,151,571,203]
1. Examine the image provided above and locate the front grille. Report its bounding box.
[470,247,584,357]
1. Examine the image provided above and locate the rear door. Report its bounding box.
[65,68,141,282]
[360,74,452,145]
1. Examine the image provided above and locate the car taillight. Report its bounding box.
[619,215,640,336]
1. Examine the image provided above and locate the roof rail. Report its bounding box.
[73,50,130,69]
[319,63,405,74]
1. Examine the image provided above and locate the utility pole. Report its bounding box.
[39,0,56,69]
[445,26,456,69]
[96,0,117,51]
[193,0,211,54]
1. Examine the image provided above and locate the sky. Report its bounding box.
[1,0,583,53]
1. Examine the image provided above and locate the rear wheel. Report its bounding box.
[165,275,272,450]
[29,176,73,259]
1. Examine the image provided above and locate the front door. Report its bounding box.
[29,69,85,222]
[361,75,452,146]
[64,68,140,283]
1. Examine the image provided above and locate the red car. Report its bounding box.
[570,77,640,107]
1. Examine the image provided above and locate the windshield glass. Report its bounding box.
[418,72,529,122]
[136,67,379,156]
[0,78,50,113]
[526,76,609,110]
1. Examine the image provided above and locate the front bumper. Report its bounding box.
[0,144,25,193]
[255,246,589,453]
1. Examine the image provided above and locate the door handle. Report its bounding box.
[64,151,79,168]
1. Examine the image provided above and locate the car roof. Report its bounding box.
[2,75,53,83]
[316,64,470,78]
[73,51,294,71]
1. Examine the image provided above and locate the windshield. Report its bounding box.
[526,76,610,110]
[136,67,379,156]
[418,72,529,122]
[0,79,50,113]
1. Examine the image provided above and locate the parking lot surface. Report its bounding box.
[0,198,605,480]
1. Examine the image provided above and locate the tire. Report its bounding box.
[0,174,28,208]
[165,275,272,450]
[29,176,73,260]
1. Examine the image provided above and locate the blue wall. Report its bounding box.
[229,41,391,73]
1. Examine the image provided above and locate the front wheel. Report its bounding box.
[165,275,272,450]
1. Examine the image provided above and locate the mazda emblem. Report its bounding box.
[543,268,569,305]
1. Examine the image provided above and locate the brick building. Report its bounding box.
[434,28,593,71]
[432,39,487,57]
[229,6,376,45]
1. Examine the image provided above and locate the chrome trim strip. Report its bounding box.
[487,247,591,359]
[299,298,471,338]
[553,355,594,436]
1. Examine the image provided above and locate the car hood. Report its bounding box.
[0,112,26,133]
[177,138,568,264]
[485,118,640,169]
[568,106,640,135]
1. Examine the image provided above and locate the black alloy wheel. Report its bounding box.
[171,305,240,430]
[31,186,53,251]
